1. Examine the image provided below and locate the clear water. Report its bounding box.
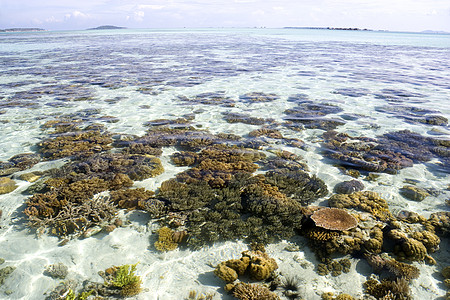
[0,28,449,299]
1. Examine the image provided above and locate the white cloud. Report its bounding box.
[137,5,165,10]
[134,11,145,22]
[65,10,90,20]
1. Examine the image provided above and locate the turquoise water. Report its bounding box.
[0,28,449,299]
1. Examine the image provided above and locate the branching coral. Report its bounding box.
[154,226,179,252]
[109,188,155,209]
[364,253,420,280]
[38,129,113,160]
[231,282,280,300]
[364,277,411,300]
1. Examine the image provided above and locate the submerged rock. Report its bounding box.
[334,179,364,194]
[0,177,17,194]
[400,185,430,201]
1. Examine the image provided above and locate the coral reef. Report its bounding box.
[240,92,279,103]
[66,153,164,181]
[375,105,448,126]
[186,290,215,300]
[25,189,117,238]
[109,188,155,210]
[322,292,355,300]
[0,153,40,175]
[178,91,235,107]
[328,191,392,221]
[38,125,113,160]
[283,100,345,130]
[322,129,450,174]
[223,112,271,125]
[428,212,450,237]
[384,220,440,264]
[263,169,328,206]
[248,128,283,139]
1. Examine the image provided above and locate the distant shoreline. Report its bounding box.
[0,28,45,32]
[284,26,372,31]
[86,25,126,30]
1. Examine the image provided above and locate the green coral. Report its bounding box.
[103,263,142,297]
[64,289,93,300]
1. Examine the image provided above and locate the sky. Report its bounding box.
[0,0,449,32]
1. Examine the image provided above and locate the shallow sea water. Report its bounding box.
[0,28,449,299]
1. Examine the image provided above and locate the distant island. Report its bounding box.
[421,30,449,34]
[87,25,126,30]
[284,27,372,31]
[0,28,45,32]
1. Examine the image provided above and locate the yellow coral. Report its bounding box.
[154,226,178,252]
[214,262,239,283]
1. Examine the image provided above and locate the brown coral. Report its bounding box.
[328,191,392,221]
[154,226,178,252]
[214,249,277,283]
[311,208,358,231]
[231,282,280,300]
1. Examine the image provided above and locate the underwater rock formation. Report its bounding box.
[177,91,235,107]
[333,180,364,194]
[283,100,345,130]
[0,153,41,176]
[399,185,430,201]
[0,177,17,194]
[239,92,279,103]
[44,263,68,279]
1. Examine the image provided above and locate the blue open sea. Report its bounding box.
[0,28,449,299]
